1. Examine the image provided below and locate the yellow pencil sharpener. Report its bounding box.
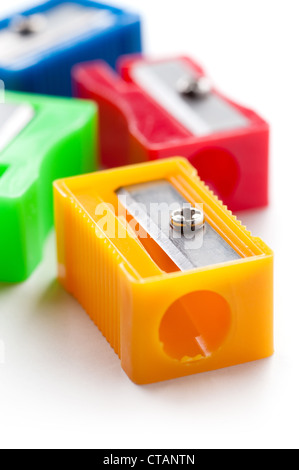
[54,158,273,384]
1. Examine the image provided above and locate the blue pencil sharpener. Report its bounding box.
[0,0,142,96]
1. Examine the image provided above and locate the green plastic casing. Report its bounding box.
[0,92,97,282]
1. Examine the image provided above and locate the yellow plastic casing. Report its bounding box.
[54,158,273,384]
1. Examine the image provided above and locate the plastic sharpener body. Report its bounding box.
[73,56,269,212]
[0,92,97,282]
[0,0,142,96]
[54,158,273,384]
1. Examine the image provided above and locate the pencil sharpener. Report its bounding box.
[73,55,269,212]
[54,158,273,384]
[0,0,142,97]
[0,91,97,282]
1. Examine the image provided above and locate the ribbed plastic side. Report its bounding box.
[65,200,122,357]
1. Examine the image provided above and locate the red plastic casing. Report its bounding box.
[72,56,269,211]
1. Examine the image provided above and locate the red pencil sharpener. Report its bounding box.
[72,55,269,212]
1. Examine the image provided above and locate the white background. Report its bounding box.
[0,0,298,450]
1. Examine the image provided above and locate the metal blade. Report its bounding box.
[117,180,241,271]
[0,103,34,153]
[0,4,116,68]
[131,59,249,136]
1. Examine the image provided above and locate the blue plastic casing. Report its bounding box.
[0,0,142,96]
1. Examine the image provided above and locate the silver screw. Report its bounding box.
[11,14,47,36]
[177,75,211,98]
[170,206,205,234]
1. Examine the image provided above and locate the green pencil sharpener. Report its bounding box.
[0,91,97,282]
